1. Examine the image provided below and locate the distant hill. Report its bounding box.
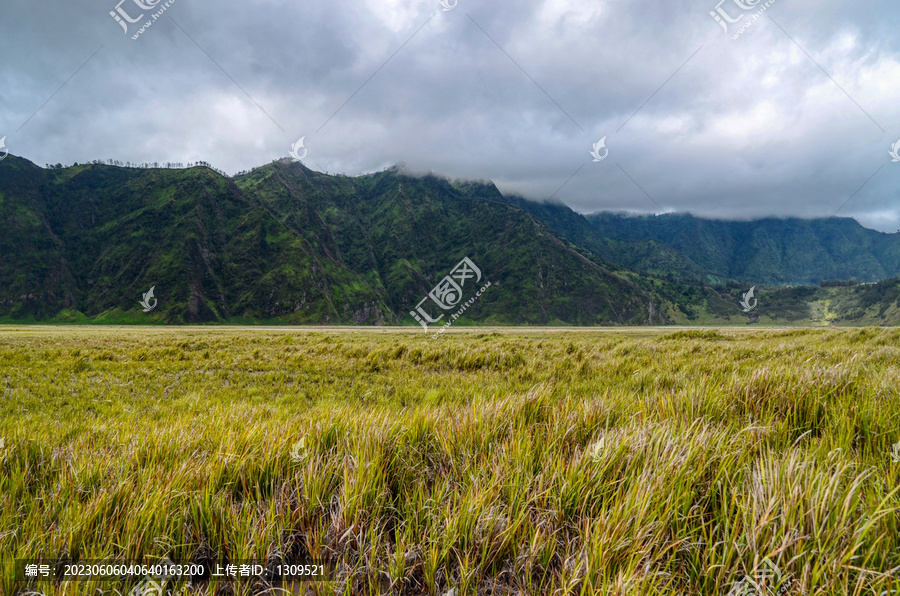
[495,197,713,282]
[586,212,900,286]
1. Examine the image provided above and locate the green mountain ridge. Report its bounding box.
[495,196,715,282]
[1,155,899,326]
[0,156,658,325]
[586,212,900,285]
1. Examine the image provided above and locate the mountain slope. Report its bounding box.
[496,196,714,282]
[233,162,659,325]
[0,156,660,325]
[0,156,77,317]
[3,154,899,326]
[0,156,395,323]
[587,212,900,285]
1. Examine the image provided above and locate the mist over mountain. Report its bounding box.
[2,154,899,326]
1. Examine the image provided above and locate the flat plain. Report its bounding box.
[1,326,899,595]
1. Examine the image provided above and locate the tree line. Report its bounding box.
[45,160,228,177]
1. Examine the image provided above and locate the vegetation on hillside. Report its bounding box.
[3,155,900,326]
[0,157,655,326]
[587,212,900,285]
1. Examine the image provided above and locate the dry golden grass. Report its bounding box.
[1,326,899,595]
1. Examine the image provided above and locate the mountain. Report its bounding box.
[0,156,659,325]
[480,200,900,324]
[495,196,713,282]
[586,212,900,286]
[2,154,899,327]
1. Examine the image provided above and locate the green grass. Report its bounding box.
[1,327,899,595]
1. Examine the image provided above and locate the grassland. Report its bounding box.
[1,326,899,595]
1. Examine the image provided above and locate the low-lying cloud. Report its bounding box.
[1,0,898,230]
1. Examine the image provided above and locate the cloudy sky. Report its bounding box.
[1,0,899,230]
